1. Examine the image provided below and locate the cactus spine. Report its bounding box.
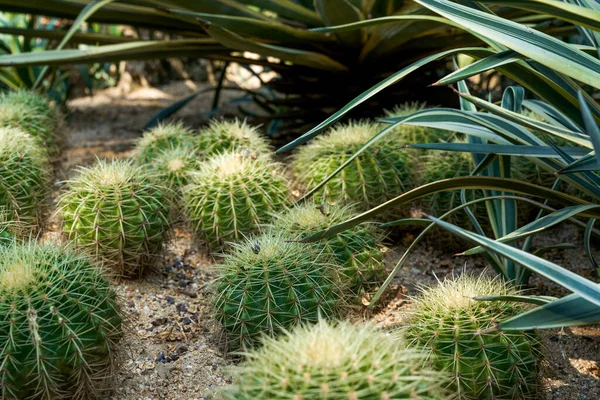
[0,241,122,400]
[183,151,289,250]
[58,159,170,277]
[405,274,540,400]
[195,119,270,159]
[214,232,342,349]
[292,121,412,217]
[271,202,386,295]
[0,126,50,234]
[135,122,195,165]
[220,320,449,400]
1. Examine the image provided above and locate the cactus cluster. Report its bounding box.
[58,159,170,277]
[405,274,540,400]
[214,232,343,349]
[271,202,386,294]
[0,241,122,400]
[0,126,50,234]
[135,122,195,165]
[195,119,271,159]
[0,90,63,156]
[293,121,413,217]
[183,151,289,250]
[220,320,449,400]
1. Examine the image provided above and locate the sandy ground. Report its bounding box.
[46,81,600,399]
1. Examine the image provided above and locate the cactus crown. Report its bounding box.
[0,241,122,400]
[406,273,540,400]
[195,119,270,158]
[221,320,449,400]
[150,146,198,194]
[136,122,195,164]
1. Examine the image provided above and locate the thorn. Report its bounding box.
[480,325,501,334]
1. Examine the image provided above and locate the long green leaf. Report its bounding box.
[407,142,590,158]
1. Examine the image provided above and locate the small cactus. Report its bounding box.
[0,241,122,400]
[292,120,413,217]
[146,146,199,206]
[214,232,343,349]
[195,119,270,159]
[384,102,452,144]
[0,90,63,156]
[271,202,386,295]
[220,320,449,400]
[183,151,290,250]
[135,122,195,165]
[405,274,540,400]
[58,159,170,277]
[0,126,50,234]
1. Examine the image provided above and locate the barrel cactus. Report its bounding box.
[214,232,343,349]
[292,120,413,218]
[0,90,63,156]
[58,159,170,277]
[0,126,50,234]
[146,146,199,205]
[384,102,451,144]
[195,119,270,159]
[0,241,122,400]
[135,122,195,165]
[271,202,386,295]
[183,151,289,251]
[220,320,449,400]
[405,274,540,400]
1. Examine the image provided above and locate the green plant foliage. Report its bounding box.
[146,146,199,205]
[195,119,271,159]
[220,319,450,400]
[135,122,195,165]
[58,159,170,277]
[405,274,540,400]
[384,102,452,144]
[183,151,289,251]
[293,121,413,217]
[213,232,343,349]
[271,202,386,295]
[0,240,123,400]
[0,90,63,156]
[0,126,50,234]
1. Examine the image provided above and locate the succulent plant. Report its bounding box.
[271,202,386,295]
[58,159,170,277]
[220,320,449,400]
[0,126,50,234]
[214,232,343,349]
[183,151,290,251]
[0,90,63,156]
[146,146,199,206]
[195,119,271,159]
[293,120,413,217]
[135,122,195,165]
[383,102,452,145]
[0,240,122,400]
[405,274,540,400]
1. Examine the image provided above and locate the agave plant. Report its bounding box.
[0,1,562,131]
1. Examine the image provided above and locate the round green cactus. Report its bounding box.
[195,119,271,159]
[214,232,343,349]
[405,274,540,400]
[220,320,449,400]
[58,159,170,277]
[384,102,452,144]
[0,126,50,234]
[271,202,386,295]
[0,241,122,400]
[0,90,63,156]
[146,146,199,203]
[183,151,290,250]
[293,121,413,217]
[135,122,195,165]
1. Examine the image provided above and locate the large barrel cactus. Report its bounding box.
[183,151,289,251]
[0,241,123,400]
[292,121,413,217]
[220,320,449,400]
[0,126,50,234]
[405,274,540,400]
[214,232,343,349]
[135,122,195,165]
[195,119,271,159]
[271,202,386,295]
[58,159,170,277]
